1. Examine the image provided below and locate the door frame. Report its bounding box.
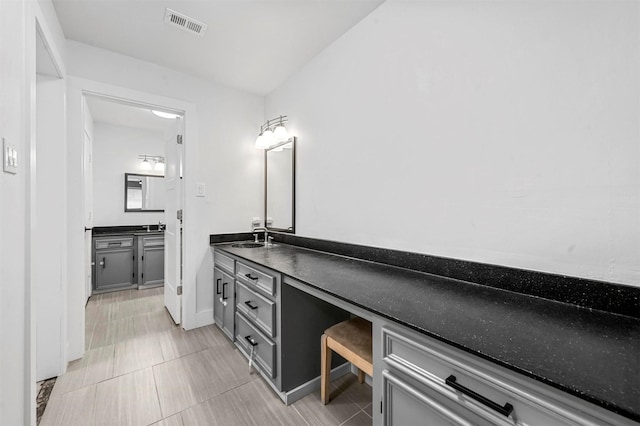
[67,77,199,362]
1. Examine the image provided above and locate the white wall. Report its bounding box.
[1,0,66,423]
[266,0,640,286]
[66,42,264,329]
[92,122,165,226]
[0,0,29,422]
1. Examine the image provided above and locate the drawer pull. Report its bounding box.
[245,335,258,347]
[222,282,228,300]
[445,375,513,417]
[244,301,258,310]
[215,278,221,295]
[245,273,259,281]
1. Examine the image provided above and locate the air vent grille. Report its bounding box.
[164,8,207,36]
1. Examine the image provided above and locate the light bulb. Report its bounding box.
[140,159,151,170]
[155,161,165,173]
[273,125,288,143]
[261,129,274,148]
[255,134,270,149]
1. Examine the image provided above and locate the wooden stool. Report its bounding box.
[321,317,372,405]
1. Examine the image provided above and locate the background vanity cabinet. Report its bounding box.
[213,251,236,340]
[93,236,136,292]
[92,232,165,294]
[374,320,635,426]
[137,234,165,287]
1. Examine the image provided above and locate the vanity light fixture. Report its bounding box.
[151,110,181,119]
[138,155,165,172]
[255,115,289,149]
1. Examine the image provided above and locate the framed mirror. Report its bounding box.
[265,137,295,232]
[124,173,165,212]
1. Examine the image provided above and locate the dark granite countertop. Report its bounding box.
[213,241,640,421]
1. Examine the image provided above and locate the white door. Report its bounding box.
[83,128,93,303]
[164,116,183,324]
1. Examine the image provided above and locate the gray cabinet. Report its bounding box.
[93,236,136,292]
[138,235,164,287]
[221,253,350,404]
[374,320,629,426]
[92,232,164,294]
[213,251,235,340]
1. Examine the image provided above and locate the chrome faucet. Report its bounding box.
[252,227,269,244]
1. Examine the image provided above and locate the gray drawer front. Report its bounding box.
[236,281,276,338]
[141,236,164,247]
[95,237,134,249]
[214,251,234,274]
[236,312,276,379]
[236,261,275,297]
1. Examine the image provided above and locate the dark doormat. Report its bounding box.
[36,377,57,425]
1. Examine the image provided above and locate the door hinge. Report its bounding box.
[177,209,183,220]
[177,134,183,144]
[132,255,135,261]
[177,285,183,295]
[141,273,144,278]
[132,272,135,278]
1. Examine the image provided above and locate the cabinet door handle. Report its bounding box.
[445,375,513,417]
[222,282,228,300]
[244,301,258,310]
[244,335,258,347]
[102,257,106,269]
[216,278,221,295]
[245,273,259,281]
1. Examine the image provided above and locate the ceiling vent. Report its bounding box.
[164,8,208,36]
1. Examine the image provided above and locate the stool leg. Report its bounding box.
[358,369,365,384]
[321,334,331,404]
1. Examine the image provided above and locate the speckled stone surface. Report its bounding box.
[214,242,640,421]
[93,225,163,235]
[270,232,639,318]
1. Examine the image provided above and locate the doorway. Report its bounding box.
[81,94,184,326]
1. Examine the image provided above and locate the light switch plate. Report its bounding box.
[3,137,18,174]
[195,182,205,197]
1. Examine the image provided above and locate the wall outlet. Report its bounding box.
[251,217,261,229]
[3,137,18,174]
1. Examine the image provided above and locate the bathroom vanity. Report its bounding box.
[211,234,639,426]
[92,226,165,293]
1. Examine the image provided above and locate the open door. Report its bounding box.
[83,122,93,304]
[164,116,183,324]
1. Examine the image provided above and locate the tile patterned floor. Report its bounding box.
[41,287,372,426]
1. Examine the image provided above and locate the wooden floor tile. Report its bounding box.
[153,352,212,417]
[180,390,254,426]
[151,413,184,426]
[39,384,97,426]
[235,379,307,426]
[94,367,162,426]
[113,333,164,377]
[158,328,204,361]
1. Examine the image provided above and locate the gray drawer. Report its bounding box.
[214,251,235,274]
[236,261,276,297]
[236,312,276,379]
[141,236,164,247]
[95,237,134,249]
[236,281,276,338]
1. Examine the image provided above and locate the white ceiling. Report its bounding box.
[52,0,385,95]
[85,95,177,133]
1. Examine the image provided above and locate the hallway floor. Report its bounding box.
[40,287,372,426]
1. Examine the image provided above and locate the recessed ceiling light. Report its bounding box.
[151,110,180,119]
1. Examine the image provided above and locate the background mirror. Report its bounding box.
[125,173,165,212]
[265,137,295,232]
